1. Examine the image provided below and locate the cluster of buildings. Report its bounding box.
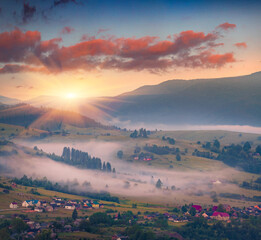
[9,197,102,212]
[142,204,261,223]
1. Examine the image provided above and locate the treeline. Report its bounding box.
[216,143,261,174]
[192,149,215,159]
[219,192,261,202]
[162,136,175,145]
[47,147,115,172]
[195,140,261,174]
[13,175,120,203]
[130,128,150,138]
[177,217,261,240]
[241,177,261,191]
[144,144,180,155]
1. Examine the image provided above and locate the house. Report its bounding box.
[10,202,18,209]
[83,203,92,209]
[202,213,209,218]
[34,207,43,212]
[211,212,230,221]
[65,204,75,210]
[192,205,202,212]
[40,201,47,207]
[22,200,41,208]
[91,201,100,209]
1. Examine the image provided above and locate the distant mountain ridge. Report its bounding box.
[0,95,20,105]
[0,103,108,131]
[92,71,261,127]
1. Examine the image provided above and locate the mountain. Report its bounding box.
[0,95,20,105]
[92,71,261,127]
[0,103,108,131]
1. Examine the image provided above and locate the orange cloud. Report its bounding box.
[61,26,74,34]
[234,42,247,48]
[0,64,47,74]
[217,22,236,30]
[0,25,239,74]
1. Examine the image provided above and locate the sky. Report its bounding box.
[0,0,260,100]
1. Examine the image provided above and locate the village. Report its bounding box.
[4,192,261,240]
[9,197,102,212]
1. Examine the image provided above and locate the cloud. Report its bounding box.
[234,42,247,48]
[0,25,238,74]
[217,22,236,30]
[97,28,110,35]
[15,85,34,89]
[53,0,78,7]
[61,26,75,34]
[22,2,36,23]
[0,64,47,74]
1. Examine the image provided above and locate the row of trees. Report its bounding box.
[13,175,120,203]
[162,136,176,145]
[198,140,261,174]
[130,128,149,138]
[47,147,115,172]
[144,144,179,155]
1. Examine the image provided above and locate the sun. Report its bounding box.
[65,93,76,99]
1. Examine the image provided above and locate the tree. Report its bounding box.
[156,179,163,189]
[213,139,220,149]
[256,145,261,155]
[205,142,211,149]
[35,229,52,240]
[217,204,225,212]
[176,153,181,161]
[106,162,112,172]
[243,142,251,152]
[189,207,196,216]
[72,208,78,220]
[117,150,123,159]
[130,130,138,138]
[11,218,28,234]
[182,206,188,213]
[0,228,11,240]
[89,212,112,225]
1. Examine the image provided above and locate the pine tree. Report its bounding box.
[72,208,78,220]
[106,162,112,172]
[156,179,162,189]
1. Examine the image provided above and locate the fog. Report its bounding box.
[0,140,242,204]
[109,120,261,134]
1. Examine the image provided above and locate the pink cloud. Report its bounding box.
[0,24,239,74]
[217,22,236,30]
[234,42,247,48]
[61,26,74,34]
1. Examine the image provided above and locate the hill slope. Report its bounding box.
[0,95,20,105]
[93,71,261,126]
[0,104,107,131]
